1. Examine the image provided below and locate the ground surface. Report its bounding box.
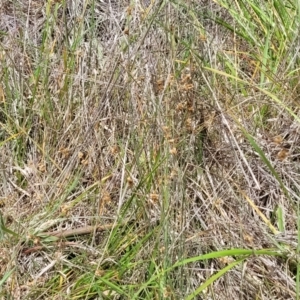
[0,0,300,299]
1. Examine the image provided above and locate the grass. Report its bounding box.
[0,0,300,299]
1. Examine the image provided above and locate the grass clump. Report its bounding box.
[1,0,300,299]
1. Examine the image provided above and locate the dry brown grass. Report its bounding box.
[0,0,299,299]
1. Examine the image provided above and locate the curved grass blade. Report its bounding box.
[185,257,246,300]
[132,248,282,299]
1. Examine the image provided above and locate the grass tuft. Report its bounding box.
[1,0,300,299]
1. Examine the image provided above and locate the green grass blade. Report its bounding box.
[185,258,246,300]
[0,268,15,287]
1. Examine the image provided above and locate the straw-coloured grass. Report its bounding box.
[1,0,300,299]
